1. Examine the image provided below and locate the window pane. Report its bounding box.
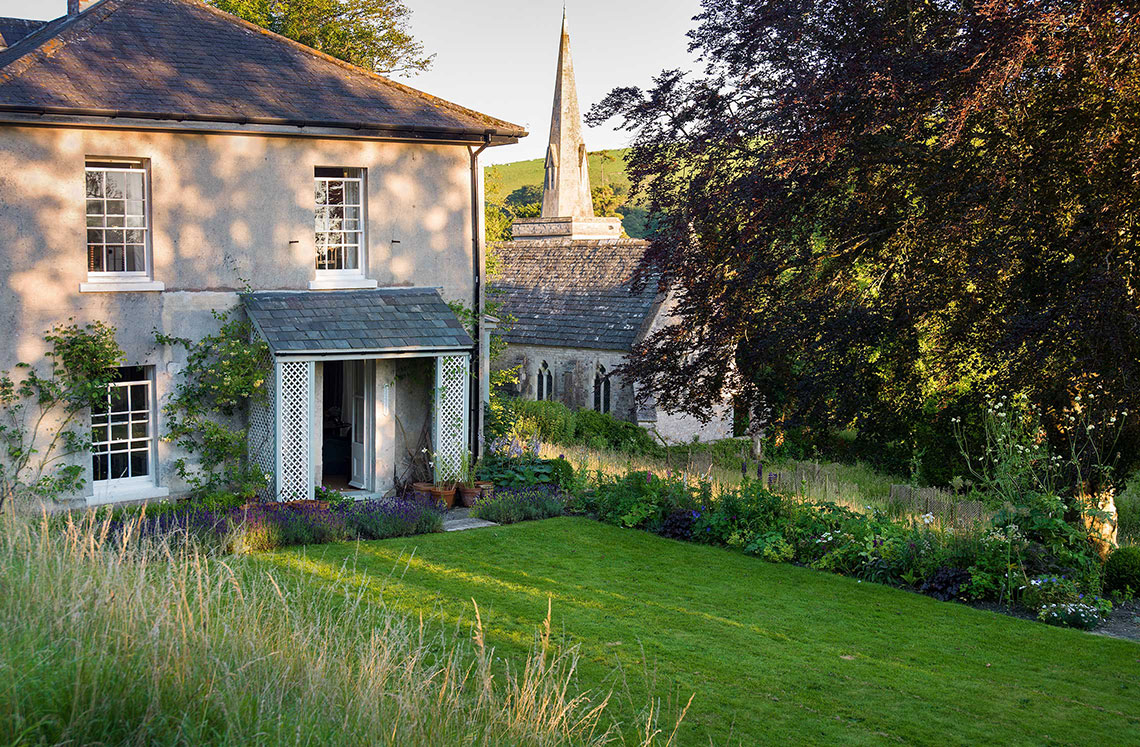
[105,171,126,199]
[106,200,125,216]
[328,182,344,204]
[106,229,124,244]
[110,452,129,480]
[129,384,147,407]
[106,215,125,227]
[315,181,327,204]
[92,454,108,482]
[109,386,128,412]
[86,171,103,198]
[105,247,125,273]
[125,215,146,228]
[131,421,148,438]
[111,422,129,442]
[130,450,149,477]
[86,199,103,215]
[87,229,104,244]
[126,246,145,272]
[344,181,360,204]
[343,245,358,270]
[124,172,145,200]
[92,424,108,443]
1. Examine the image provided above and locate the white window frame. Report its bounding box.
[82,160,162,292]
[313,167,373,289]
[90,366,159,498]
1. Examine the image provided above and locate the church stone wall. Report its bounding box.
[492,344,637,421]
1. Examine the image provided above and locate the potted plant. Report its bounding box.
[458,451,481,507]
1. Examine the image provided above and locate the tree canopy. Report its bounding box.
[591,0,1140,482]
[206,0,432,75]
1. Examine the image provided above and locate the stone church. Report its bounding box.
[492,13,733,444]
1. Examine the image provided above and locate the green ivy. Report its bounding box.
[155,306,270,500]
[0,321,124,510]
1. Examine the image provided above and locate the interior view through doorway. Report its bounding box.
[321,359,370,492]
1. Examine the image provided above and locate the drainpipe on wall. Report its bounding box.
[469,134,491,457]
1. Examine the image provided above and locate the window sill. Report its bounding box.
[308,277,378,290]
[80,280,166,293]
[88,484,170,506]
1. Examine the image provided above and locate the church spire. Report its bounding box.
[541,8,594,219]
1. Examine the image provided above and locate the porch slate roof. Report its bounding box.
[244,288,473,356]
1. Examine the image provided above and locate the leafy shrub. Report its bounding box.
[1019,574,1082,609]
[1117,479,1139,545]
[571,409,659,455]
[498,398,662,456]
[658,509,696,540]
[1038,602,1110,630]
[471,485,565,524]
[1104,546,1140,597]
[919,566,970,601]
[509,399,576,444]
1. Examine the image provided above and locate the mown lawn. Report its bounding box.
[262,518,1140,745]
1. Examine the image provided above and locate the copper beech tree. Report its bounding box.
[591,0,1140,485]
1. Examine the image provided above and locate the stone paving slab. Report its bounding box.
[443,516,498,532]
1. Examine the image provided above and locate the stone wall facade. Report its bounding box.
[493,344,637,421]
[0,123,478,504]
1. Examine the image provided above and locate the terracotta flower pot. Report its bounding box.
[475,481,494,498]
[412,481,434,496]
[431,485,457,508]
[459,485,481,507]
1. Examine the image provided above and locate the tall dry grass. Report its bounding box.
[546,443,896,509]
[0,512,685,745]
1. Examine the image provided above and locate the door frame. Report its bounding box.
[344,359,373,490]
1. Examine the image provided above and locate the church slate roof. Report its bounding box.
[0,17,46,49]
[492,238,663,352]
[244,288,473,356]
[0,0,526,143]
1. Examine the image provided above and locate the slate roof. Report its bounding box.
[0,0,525,143]
[492,238,663,352]
[244,288,474,356]
[0,17,46,49]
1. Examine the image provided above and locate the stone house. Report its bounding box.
[491,14,733,444]
[0,0,524,505]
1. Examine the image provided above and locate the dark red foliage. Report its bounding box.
[591,0,1140,476]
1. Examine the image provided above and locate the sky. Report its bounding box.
[0,0,704,164]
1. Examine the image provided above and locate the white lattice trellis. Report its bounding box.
[276,360,314,501]
[247,342,276,500]
[433,354,470,483]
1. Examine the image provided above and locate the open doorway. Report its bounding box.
[321,360,370,491]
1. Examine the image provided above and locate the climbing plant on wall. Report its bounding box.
[155,306,271,502]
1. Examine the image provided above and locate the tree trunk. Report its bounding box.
[1080,484,1118,563]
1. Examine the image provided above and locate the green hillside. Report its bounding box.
[486,148,651,238]
[489,148,633,198]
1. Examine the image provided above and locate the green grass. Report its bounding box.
[265,519,1140,746]
[0,515,657,745]
[489,148,633,199]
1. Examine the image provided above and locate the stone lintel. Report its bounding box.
[511,216,623,240]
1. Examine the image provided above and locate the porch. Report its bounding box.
[243,288,475,500]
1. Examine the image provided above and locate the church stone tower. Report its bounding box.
[511,11,623,241]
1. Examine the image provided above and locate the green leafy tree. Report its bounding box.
[206,0,432,75]
[0,322,124,511]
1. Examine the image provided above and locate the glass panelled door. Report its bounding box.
[347,360,367,489]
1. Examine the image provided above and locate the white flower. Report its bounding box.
[921,513,935,525]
